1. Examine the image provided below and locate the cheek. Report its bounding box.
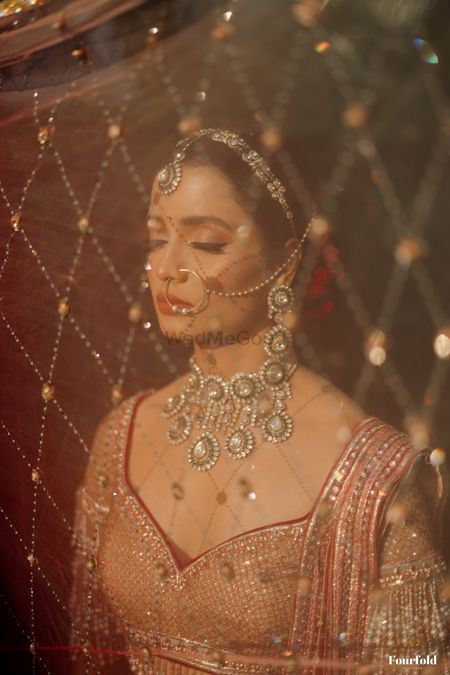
[205,249,267,293]
[207,293,267,330]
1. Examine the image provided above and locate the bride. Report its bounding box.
[70,129,450,674]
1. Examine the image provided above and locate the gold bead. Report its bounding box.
[11,213,21,231]
[108,123,121,140]
[29,642,36,654]
[82,641,90,655]
[216,490,227,505]
[394,236,426,267]
[41,383,55,401]
[72,46,89,62]
[98,473,108,489]
[38,126,54,146]
[291,0,322,27]
[238,477,251,498]
[128,302,142,324]
[27,553,36,565]
[51,12,66,31]
[433,325,450,360]
[78,215,91,233]
[404,414,430,448]
[260,127,282,151]
[280,649,297,671]
[111,384,123,405]
[86,557,96,571]
[31,469,41,483]
[211,21,235,40]
[58,297,69,317]
[343,102,368,128]
[177,116,202,136]
[147,26,159,46]
[308,214,330,241]
[364,329,387,367]
[171,482,184,500]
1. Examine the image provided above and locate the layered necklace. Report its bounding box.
[162,286,298,471]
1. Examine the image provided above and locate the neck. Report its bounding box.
[192,323,271,378]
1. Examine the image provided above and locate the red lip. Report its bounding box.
[156,292,193,315]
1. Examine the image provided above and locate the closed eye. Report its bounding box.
[189,242,228,253]
[147,240,228,254]
[147,239,167,252]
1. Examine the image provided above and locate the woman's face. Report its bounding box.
[146,163,279,347]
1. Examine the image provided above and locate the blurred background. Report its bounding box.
[1,0,449,671]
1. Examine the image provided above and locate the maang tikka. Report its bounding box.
[162,283,297,471]
[157,128,296,235]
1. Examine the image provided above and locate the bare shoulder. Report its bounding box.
[290,365,368,442]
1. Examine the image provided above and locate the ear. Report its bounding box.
[276,237,302,287]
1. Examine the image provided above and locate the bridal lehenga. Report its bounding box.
[70,392,450,674]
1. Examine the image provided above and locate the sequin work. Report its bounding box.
[70,392,450,674]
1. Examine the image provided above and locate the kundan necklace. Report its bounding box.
[162,285,298,471]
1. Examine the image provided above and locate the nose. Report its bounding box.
[152,238,188,284]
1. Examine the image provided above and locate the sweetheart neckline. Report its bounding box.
[122,389,376,572]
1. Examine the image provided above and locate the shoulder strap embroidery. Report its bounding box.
[288,418,424,669]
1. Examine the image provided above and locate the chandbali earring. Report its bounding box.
[161,280,297,471]
[164,268,209,316]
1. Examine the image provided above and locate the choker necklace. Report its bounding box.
[162,352,297,471]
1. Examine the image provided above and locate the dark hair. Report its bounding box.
[161,128,316,266]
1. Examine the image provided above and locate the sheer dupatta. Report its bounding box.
[289,419,450,674]
[69,398,449,674]
[69,407,131,674]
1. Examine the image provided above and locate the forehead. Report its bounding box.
[150,164,248,220]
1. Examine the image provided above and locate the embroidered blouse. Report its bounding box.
[69,391,450,674]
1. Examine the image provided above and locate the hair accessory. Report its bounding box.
[157,128,295,233]
[157,153,184,195]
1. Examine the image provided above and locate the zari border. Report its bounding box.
[287,417,426,673]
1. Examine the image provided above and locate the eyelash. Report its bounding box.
[147,240,227,253]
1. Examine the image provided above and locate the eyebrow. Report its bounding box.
[147,214,234,231]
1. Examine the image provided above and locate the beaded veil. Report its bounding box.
[1,2,450,675]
